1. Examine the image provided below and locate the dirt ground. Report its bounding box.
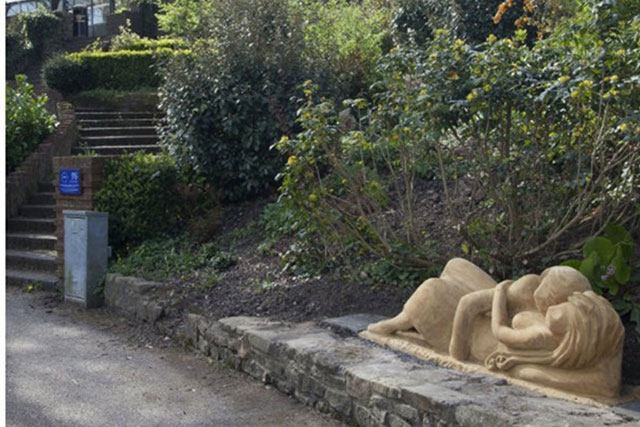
[140,196,640,387]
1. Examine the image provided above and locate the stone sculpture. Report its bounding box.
[366,258,624,399]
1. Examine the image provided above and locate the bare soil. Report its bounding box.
[142,192,640,386]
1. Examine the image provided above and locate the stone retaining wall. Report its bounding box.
[104,274,640,427]
[6,102,76,219]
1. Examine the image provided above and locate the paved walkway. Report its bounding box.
[6,288,343,427]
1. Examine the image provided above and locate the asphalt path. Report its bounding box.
[6,287,343,427]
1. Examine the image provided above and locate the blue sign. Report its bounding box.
[59,169,81,195]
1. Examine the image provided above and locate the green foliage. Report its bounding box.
[296,0,392,99]
[391,0,459,45]
[562,224,640,327]
[44,49,186,94]
[6,8,64,77]
[71,50,162,89]
[158,0,306,201]
[109,19,187,51]
[156,0,216,37]
[109,236,236,283]
[23,280,44,293]
[454,0,524,43]
[5,29,31,78]
[18,8,63,56]
[112,37,187,51]
[275,81,444,274]
[6,75,56,174]
[42,54,92,95]
[425,16,640,274]
[391,0,526,46]
[95,153,184,251]
[275,3,640,281]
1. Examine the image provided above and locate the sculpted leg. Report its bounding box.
[367,312,411,335]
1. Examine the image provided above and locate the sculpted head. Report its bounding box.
[534,266,591,313]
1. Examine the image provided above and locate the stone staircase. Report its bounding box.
[6,182,58,291]
[73,109,161,156]
[6,106,161,291]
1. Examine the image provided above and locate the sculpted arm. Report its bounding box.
[449,287,495,360]
[491,282,556,350]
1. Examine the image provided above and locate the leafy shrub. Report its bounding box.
[19,8,63,56]
[5,30,31,78]
[109,19,187,51]
[44,49,186,94]
[156,0,216,38]
[6,8,63,77]
[562,224,640,327]
[6,75,56,174]
[297,0,392,99]
[95,153,182,251]
[426,20,640,275]
[73,50,163,89]
[276,6,640,279]
[275,81,445,273]
[391,0,528,46]
[454,0,525,43]
[391,0,459,45]
[112,37,187,51]
[158,0,306,201]
[42,54,92,95]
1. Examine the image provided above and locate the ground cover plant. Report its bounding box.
[5,75,57,174]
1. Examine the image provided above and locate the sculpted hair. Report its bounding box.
[536,266,591,309]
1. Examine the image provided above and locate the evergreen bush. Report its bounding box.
[95,153,218,252]
[158,0,306,201]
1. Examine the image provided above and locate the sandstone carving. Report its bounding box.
[365,258,625,400]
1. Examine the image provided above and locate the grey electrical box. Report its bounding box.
[63,210,109,308]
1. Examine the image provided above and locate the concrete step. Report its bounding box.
[5,269,58,291]
[7,217,56,234]
[72,145,161,156]
[28,192,55,205]
[79,126,157,137]
[6,250,57,273]
[76,111,159,120]
[80,135,159,147]
[19,205,55,219]
[75,107,117,112]
[39,182,54,193]
[78,118,158,128]
[6,233,57,251]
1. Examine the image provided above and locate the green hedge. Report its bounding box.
[112,38,187,51]
[43,49,189,94]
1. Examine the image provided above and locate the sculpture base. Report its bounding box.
[360,330,640,407]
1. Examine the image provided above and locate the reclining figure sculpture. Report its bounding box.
[366,258,624,399]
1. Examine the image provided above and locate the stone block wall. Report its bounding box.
[52,156,117,280]
[6,102,76,219]
[104,273,640,427]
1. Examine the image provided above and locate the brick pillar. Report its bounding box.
[52,156,117,280]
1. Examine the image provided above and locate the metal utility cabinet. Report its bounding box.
[63,210,109,308]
